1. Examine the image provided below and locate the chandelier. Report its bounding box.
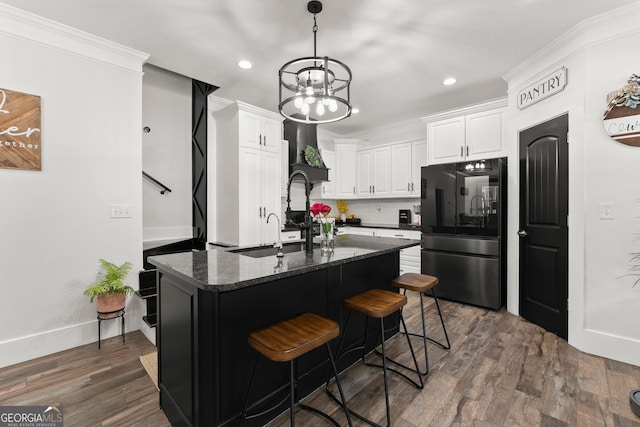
[278,1,352,124]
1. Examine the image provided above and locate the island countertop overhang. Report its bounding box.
[148,234,419,292]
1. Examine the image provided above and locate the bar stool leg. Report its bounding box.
[289,361,295,427]
[430,289,451,350]
[379,318,391,427]
[418,292,429,375]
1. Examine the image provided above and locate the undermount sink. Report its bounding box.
[229,242,319,258]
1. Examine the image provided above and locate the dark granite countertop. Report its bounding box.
[148,234,419,292]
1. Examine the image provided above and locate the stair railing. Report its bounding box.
[143,171,172,194]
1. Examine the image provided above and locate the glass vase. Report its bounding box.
[320,221,334,255]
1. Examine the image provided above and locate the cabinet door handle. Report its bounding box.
[259,207,262,217]
[407,183,410,191]
[411,182,414,191]
[466,146,469,156]
[263,135,266,146]
[373,185,375,193]
[460,146,463,157]
[353,186,355,194]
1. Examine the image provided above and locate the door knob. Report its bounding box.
[517,230,528,237]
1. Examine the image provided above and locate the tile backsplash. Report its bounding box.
[282,183,419,226]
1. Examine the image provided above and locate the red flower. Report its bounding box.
[310,203,331,217]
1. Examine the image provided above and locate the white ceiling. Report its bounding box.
[4,0,639,134]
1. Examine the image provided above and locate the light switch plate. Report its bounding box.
[110,204,133,218]
[598,202,614,220]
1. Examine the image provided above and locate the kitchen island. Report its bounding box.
[148,234,419,427]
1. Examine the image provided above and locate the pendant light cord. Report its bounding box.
[312,14,318,57]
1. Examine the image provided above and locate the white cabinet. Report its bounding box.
[411,140,428,197]
[282,230,302,242]
[340,227,421,274]
[391,140,427,197]
[320,149,335,198]
[334,141,358,199]
[281,139,289,197]
[427,116,465,164]
[356,150,372,197]
[426,106,504,165]
[357,146,391,198]
[214,102,283,246]
[391,143,412,196]
[239,110,281,152]
[465,109,503,159]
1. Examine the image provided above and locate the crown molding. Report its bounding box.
[504,2,640,83]
[419,97,508,123]
[0,3,148,72]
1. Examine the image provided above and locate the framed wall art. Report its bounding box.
[0,88,42,170]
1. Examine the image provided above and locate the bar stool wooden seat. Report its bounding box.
[328,289,422,427]
[240,312,352,426]
[391,273,451,376]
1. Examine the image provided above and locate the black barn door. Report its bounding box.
[518,114,569,339]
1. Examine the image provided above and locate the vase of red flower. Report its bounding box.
[310,202,334,255]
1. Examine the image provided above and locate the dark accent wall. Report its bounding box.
[191,80,218,242]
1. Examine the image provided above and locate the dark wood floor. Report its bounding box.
[1,293,639,426]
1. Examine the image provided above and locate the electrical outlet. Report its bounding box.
[110,204,133,218]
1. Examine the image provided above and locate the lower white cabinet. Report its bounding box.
[281,230,302,242]
[340,227,421,274]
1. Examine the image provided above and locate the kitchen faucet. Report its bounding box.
[285,170,313,253]
[266,212,284,257]
[469,194,487,216]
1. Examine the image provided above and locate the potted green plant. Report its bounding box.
[84,259,134,316]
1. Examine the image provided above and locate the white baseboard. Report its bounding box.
[0,302,144,369]
[580,328,640,366]
[143,226,192,242]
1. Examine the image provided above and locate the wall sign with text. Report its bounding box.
[517,67,567,110]
[603,74,640,147]
[0,88,42,170]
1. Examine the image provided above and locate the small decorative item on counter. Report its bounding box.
[311,202,334,255]
[336,199,349,221]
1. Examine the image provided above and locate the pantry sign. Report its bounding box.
[0,88,41,170]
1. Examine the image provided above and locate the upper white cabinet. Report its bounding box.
[214,102,283,246]
[320,149,335,198]
[427,116,465,164]
[465,109,503,159]
[390,140,426,197]
[425,100,506,165]
[357,146,391,198]
[334,140,358,199]
[411,140,428,197]
[239,110,281,153]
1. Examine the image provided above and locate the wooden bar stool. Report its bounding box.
[391,273,451,376]
[240,312,352,427]
[328,289,422,427]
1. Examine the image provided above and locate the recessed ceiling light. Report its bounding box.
[237,60,252,69]
[352,107,360,114]
[443,77,457,86]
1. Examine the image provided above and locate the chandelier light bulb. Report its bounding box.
[294,95,303,109]
[328,99,338,112]
[322,97,331,106]
[316,101,325,116]
[301,102,310,115]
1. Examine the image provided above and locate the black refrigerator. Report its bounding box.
[420,157,507,310]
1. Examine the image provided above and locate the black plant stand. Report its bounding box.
[631,389,640,417]
[97,309,125,349]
